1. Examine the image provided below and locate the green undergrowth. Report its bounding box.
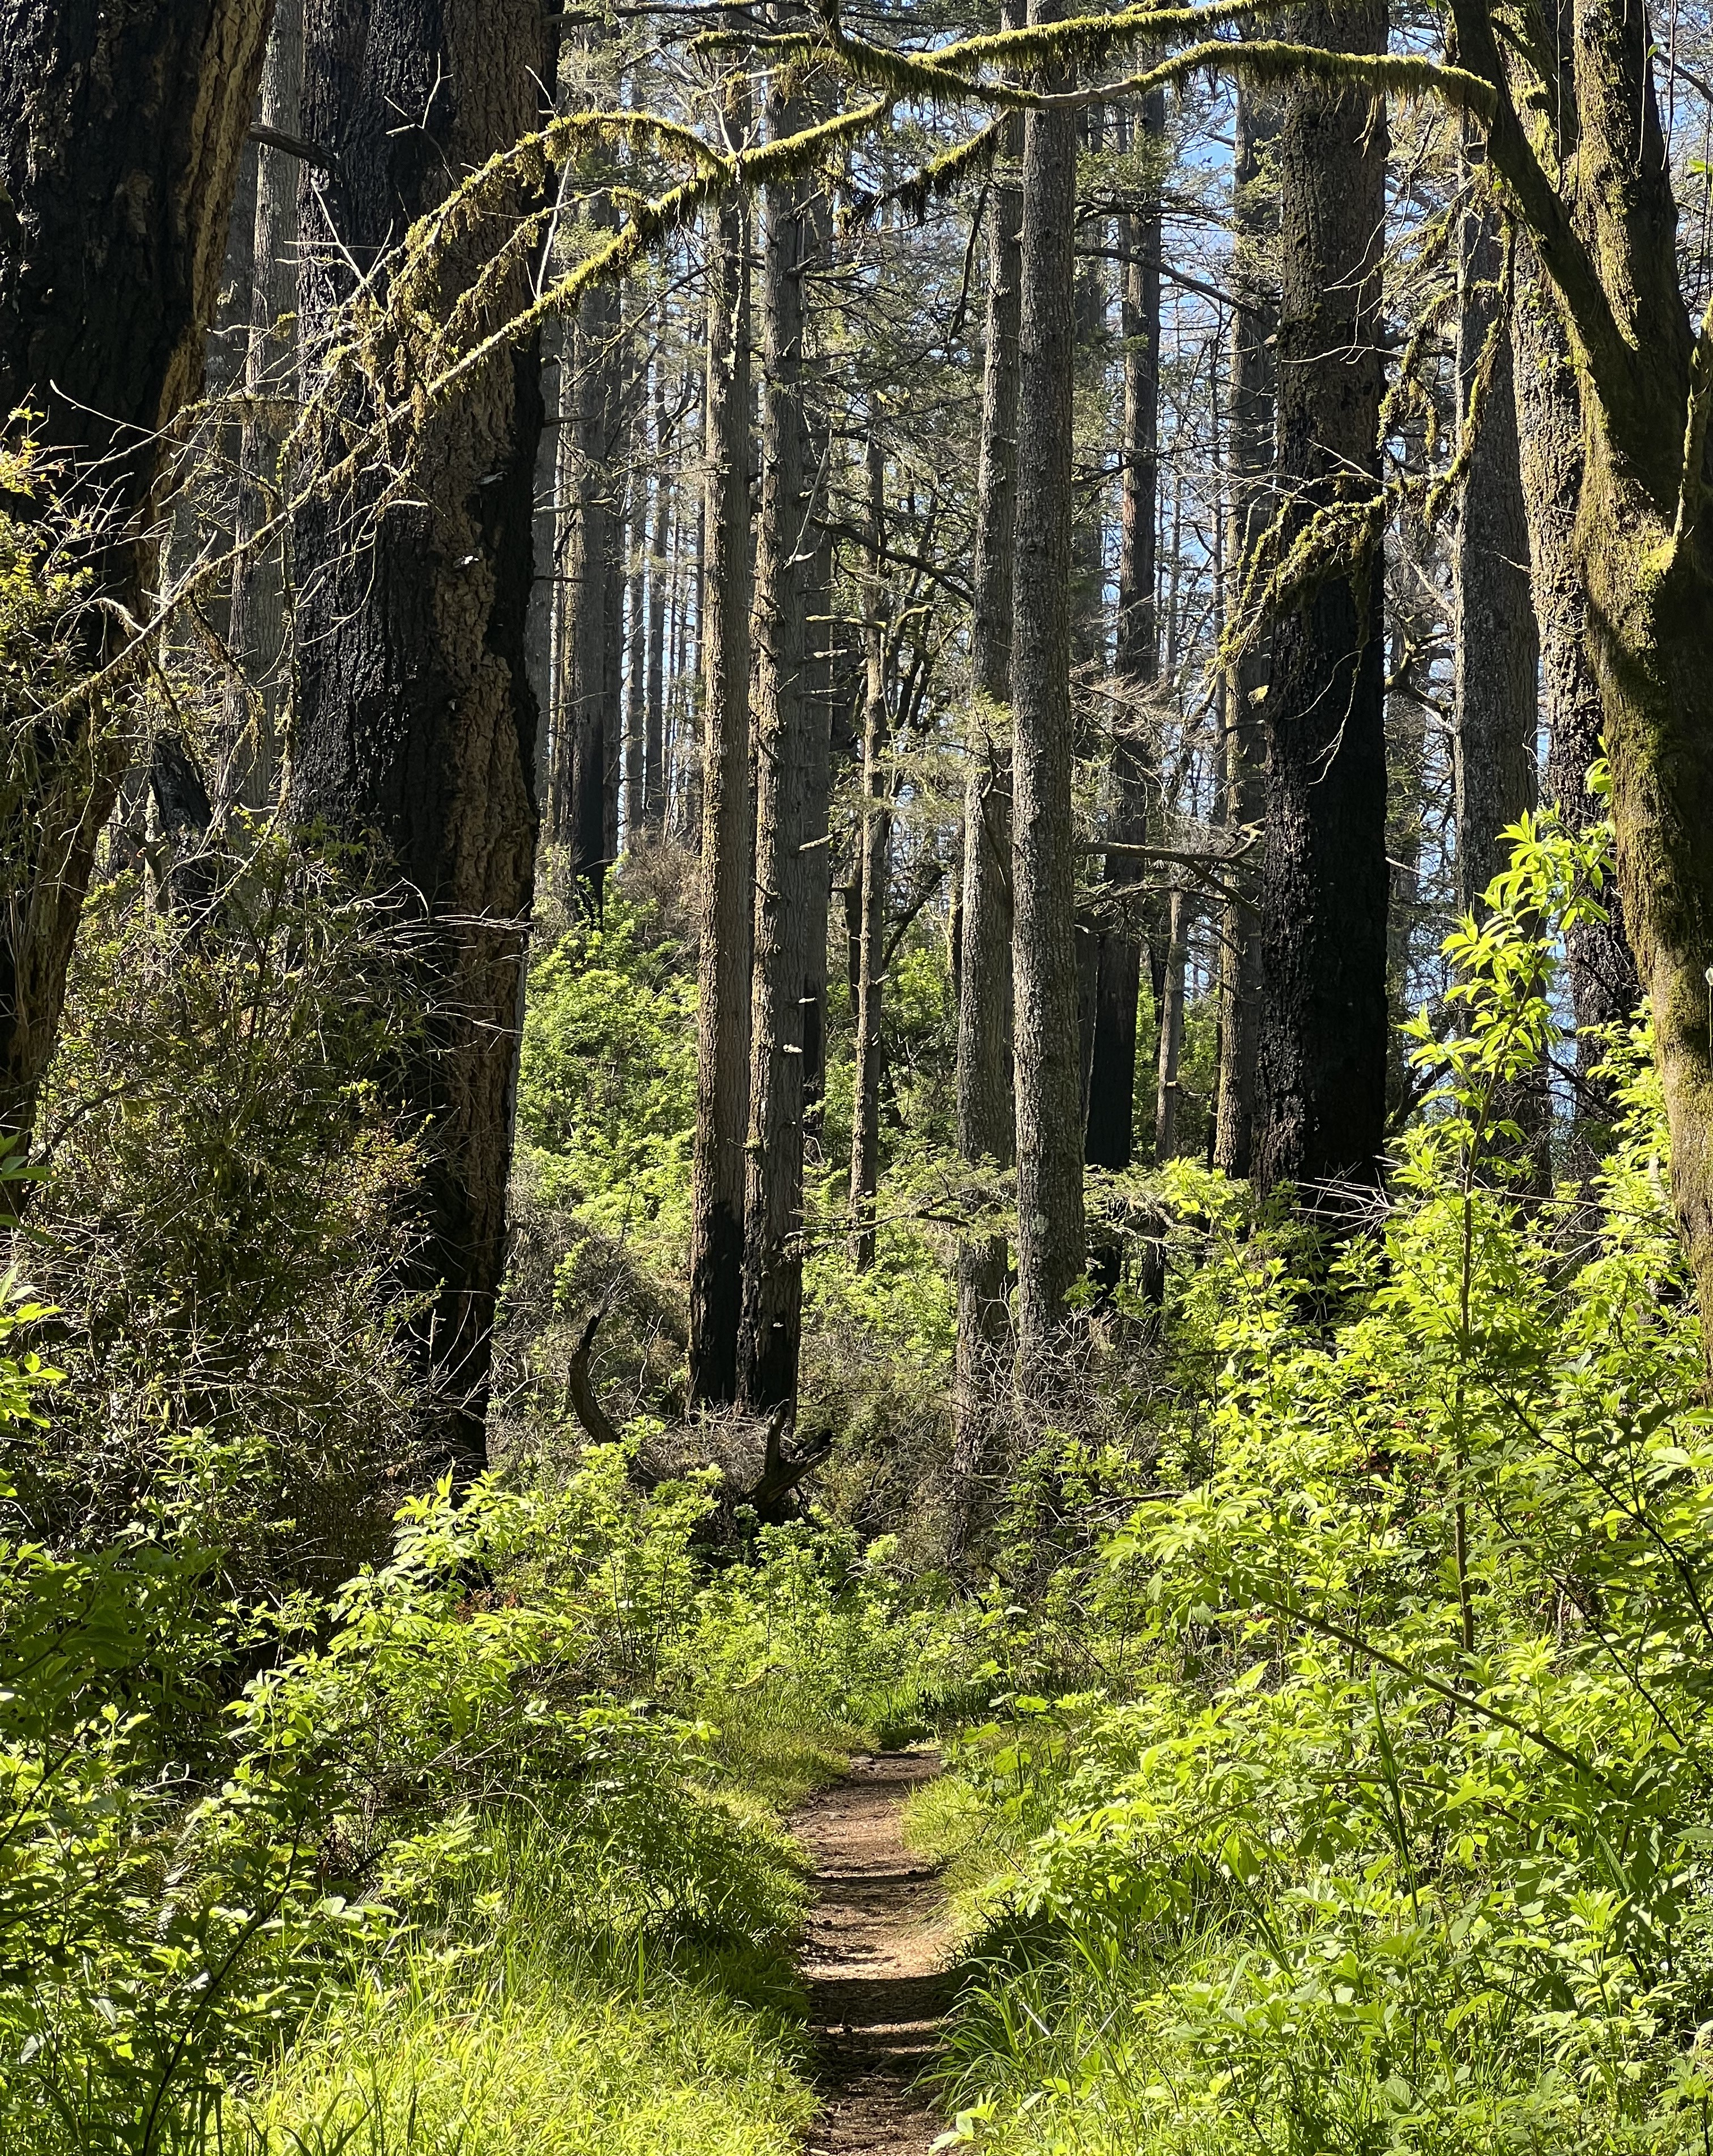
[915,818,1713,2156]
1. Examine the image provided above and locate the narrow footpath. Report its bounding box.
[793,1751,954,2155]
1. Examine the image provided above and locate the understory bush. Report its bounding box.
[920,816,1713,2155]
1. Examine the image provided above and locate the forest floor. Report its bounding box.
[794,1751,954,2155]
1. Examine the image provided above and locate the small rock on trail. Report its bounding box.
[793,1751,954,2155]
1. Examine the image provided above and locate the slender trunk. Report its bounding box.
[562,188,620,901]
[1154,888,1189,1159]
[290,0,548,1473]
[738,81,816,1414]
[600,362,627,879]
[624,419,646,848]
[645,365,670,832]
[0,0,271,1141]
[953,76,1019,1420]
[1012,0,1085,1372]
[225,0,303,815]
[1213,77,1279,1179]
[1253,0,1391,1202]
[526,318,564,805]
[686,165,753,1409]
[1088,88,1165,1175]
[798,202,836,1150]
[849,430,889,1270]
[1454,134,1539,914]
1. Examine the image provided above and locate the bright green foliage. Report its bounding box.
[516,898,697,1257]
[923,816,1713,2155]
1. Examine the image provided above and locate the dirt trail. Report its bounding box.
[793,1751,954,2155]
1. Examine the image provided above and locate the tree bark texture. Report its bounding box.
[952,48,1022,1525]
[1510,236,1640,1112]
[1253,0,1391,1202]
[644,364,670,832]
[1086,87,1165,1175]
[739,91,817,1414]
[1450,0,1713,1342]
[849,428,889,1271]
[1454,137,1539,915]
[1213,78,1279,1179]
[289,0,548,1471]
[1011,0,1086,1371]
[0,0,272,1142]
[685,176,753,1410]
[225,0,304,814]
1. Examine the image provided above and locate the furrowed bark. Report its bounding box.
[289,0,549,1472]
[1012,0,1086,1371]
[1252,0,1391,1204]
[739,78,817,1415]
[1213,76,1278,1179]
[0,0,273,1143]
[686,156,753,1410]
[849,426,889,1272]
[951,33,1022,1533]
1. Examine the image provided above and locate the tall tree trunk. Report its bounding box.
[645,364,670,834]
[1511,237,1640,1124]
[1011,0,1086,1372]
[685,171,753,1409]
[289,0,548,1472]
[1252,0,1391,1202]
[738,83,816,1414]
[0,0,272,1142]
[849,428,889,1270]
[1154,887,1189,1160]
[225,0,304,814]
[1086,87,1165,1177]
[526,317,564,802]
[949,57,1020,1531]
[1454,136,1539,914]
[1213,78,1279,1179]
[623,428,646,848]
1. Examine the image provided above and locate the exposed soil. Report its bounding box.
[794,1751,954,2155]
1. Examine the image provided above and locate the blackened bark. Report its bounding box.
[1253,0,1391,1203]
[739,85,817,1414]
[1213,78,1278,1179]
[289,0,548,1472]
[1012,0,1085,1368]
[0,0,272,1140]
[1086,87,1165,1174]
[685,172,753,1409]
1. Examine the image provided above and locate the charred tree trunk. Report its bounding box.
[686,171,753,1409]
[738,88,817,1414]
[849,428,889,1270]
[289,0,547,1473]
[1252,0,1391,1205]
[225,0,304,814]
[1011,0,1086,1371]
[0,0,272,1142]
[1214,78,1279,1179]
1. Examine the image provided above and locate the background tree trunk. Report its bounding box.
[1213,77,1279,1179]
[289,0,548,1472]
[739,90,816,1414]
[1011,0,1085,1373]
[0,0,273,1142]
[1454,139,1539,916]
[225,0,304,815]
[1253,0,1391,1204]
[1086,87,1165,1177]
[685,173,753,1411]
[1511,238,1640,1128]
[849,428,889,1271]
[951,44,1022,1534]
